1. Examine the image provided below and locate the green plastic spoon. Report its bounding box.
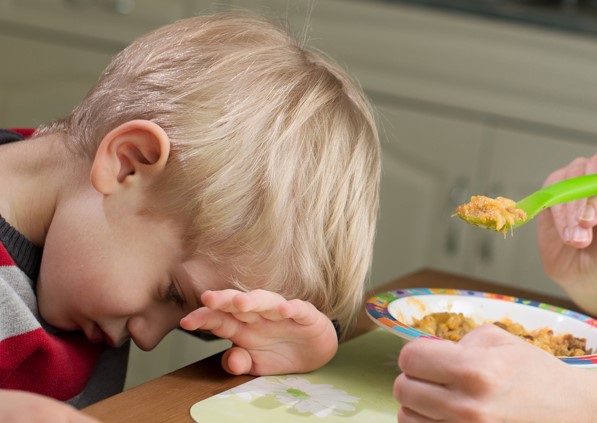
[454,174,597,234]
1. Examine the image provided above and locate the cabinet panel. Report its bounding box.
[371,104,485,286]
[125,331,231,389]
[0,0,213,45]
[0,34,113,127]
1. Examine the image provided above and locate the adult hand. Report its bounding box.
[0,390,100,423]
[537,154,597,315]
[394,324,596,422]
[179,289,338,375]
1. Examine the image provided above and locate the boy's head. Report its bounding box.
[40,13,380,337]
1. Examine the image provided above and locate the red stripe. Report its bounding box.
[0,245,15,266]
[7,128,35,138]
[0,329,102,400]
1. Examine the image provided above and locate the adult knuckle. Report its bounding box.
[448,399,486,422]
[460,365,499,395]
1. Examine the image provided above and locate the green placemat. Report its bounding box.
[190,329,405,422]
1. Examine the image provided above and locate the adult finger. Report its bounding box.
[398,406,443,423]
[578,156,597,230]
[394,373,451,421]
[560,158,589,243]
[544,167,572,241]
[398,338,461,385]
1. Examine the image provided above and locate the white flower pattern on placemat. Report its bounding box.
[218,376,361,417]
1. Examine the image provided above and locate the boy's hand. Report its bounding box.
[394,324,597,422]
[0,390,100,423]
[179,289,338,375]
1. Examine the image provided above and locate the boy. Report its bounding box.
[0,12,380,422]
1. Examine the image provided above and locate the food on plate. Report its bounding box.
[412,312,476,342]
[412,312,589,357]
[452,195,527,235]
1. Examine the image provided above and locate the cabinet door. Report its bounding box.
[125,331,231,389]
[371,104,486,287]
[467,126,597,296]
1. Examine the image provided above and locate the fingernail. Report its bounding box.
[573,227,590,243]
[581,205,596,222]
[563,227,570,242]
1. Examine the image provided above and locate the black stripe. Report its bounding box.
[0,129,25,144]
[0,215,42,284]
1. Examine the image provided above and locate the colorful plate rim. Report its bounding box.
[364,287,597,366]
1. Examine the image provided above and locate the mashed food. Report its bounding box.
[453,195,527,235]
[412,312,589,357]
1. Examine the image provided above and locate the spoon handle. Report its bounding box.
[516,174,597,220]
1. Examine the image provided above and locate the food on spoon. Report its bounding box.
[412,312,589,357]
[452,195,527,236]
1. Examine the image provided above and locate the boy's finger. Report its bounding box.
[200,289,245,310]
[179,306,209,329]
[75,413,103,423]
[230,289,287,313]
[203,289,287,314]
[180,308,242,338]
[221,347,253,375]
[278,299,319,325]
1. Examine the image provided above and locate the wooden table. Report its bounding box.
[83,268,581,422]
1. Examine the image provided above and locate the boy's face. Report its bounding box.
[35,188,233,351]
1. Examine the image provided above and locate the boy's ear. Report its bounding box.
[90,120,170,195]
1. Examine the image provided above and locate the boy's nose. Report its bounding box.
[127,316,178,351]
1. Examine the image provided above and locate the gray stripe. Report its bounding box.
[0,266,40,340]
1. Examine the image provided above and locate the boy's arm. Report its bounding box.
[179,289,338,375]
[0,390,100,423]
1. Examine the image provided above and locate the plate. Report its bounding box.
[365,287,597,367]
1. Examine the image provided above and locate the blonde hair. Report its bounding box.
[40,13,380,338]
